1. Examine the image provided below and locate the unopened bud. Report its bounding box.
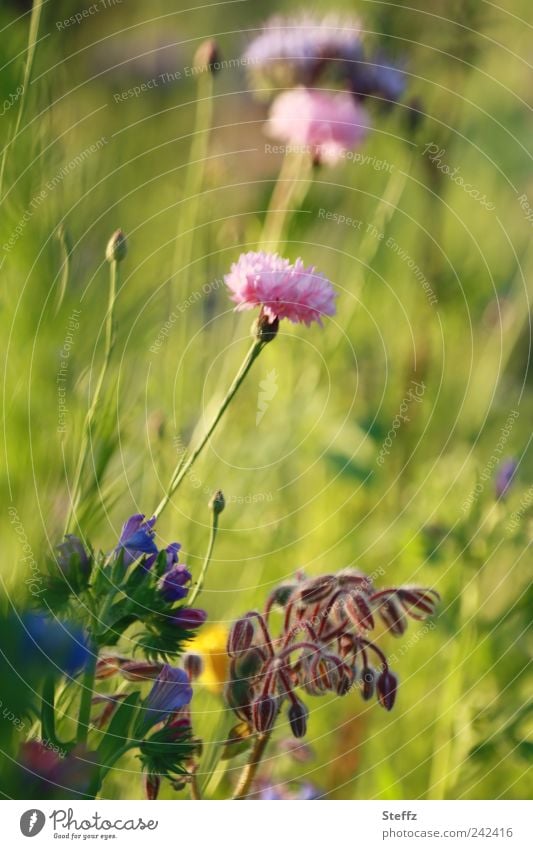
[252,694,278,733]
[361,666,376,701]
[106,229,127,263]
[288,699,308,738]
[376,669,398,711]
[144,772,160,800]
[209,489,225,515]
[252,313,279,344]
[227,615,255,657]
[194,39,221,76]
[184,653,203,681]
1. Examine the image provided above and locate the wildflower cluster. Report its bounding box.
[245,13,406,166]
[226,570,439,739]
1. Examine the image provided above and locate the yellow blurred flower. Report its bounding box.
[191,624,228,694]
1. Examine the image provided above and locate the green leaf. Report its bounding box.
[97,691,140,765]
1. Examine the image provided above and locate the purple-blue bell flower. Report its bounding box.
[116,513,158,566]
[495,459,517,500]
[158,564,192,602]
[141,664,193,731]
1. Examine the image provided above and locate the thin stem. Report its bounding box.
[76,645,98,745]
[0,0,43,199]
[188,506,220,607]
[154,339,264,518]
[232,729,273,800]
[259,152,313,253]
[190,772,202,800]
[65,260,119,534]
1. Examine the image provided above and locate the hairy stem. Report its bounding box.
[232,730,273,800]
[154,339,264,518]
[188,505,220,607]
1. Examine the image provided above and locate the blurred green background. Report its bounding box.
[0,0,531,799]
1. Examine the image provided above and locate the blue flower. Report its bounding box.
[141,665,193,732]
[158,564,192,602]
[116,513,158,566]
[21,613,90,676]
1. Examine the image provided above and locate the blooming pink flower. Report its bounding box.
[267,86,369,166]
[224,251,337,326]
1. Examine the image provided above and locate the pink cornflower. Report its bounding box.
[224,251,337,327]
[267,86,369,166]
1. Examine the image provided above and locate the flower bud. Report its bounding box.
[288,699,308,738]
[171,608,207,630]
[105,229,127,263]
[227,616,255,657]
[144,772,160,800]
[194,38,221,76]
[344,592,375,632]
[184,653,203,681]
[361,666,376,701]
[252,694,278,733]
[120,660,164,681]
[252,313,279,344]
[299,575,335,605]
[376,669,398,711]
[209,489,225,515]
[397,588,439,620]
[378,597,407,636]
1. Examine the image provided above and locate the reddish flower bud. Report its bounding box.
[376,669,398,711]
[171,608,207,629]
[344,591,375,631]
[227,616,255,657]
[184,653,203,681]
[378,597,407,636]
[144,772,160,800]
[299,575,335,605]
[120,660,164,681]
[105,229,127,263]
[288,699,309,738]
[335,663,355,696]
[361,666,376,701]
[95,655,122,679]
[397,588,439,620]
[252,695,278,733]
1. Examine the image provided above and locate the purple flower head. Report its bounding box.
[116,513,158,566]
[495,459,517,500]
[142,664,193,731]
[56,535,91,579]
[245,13,363,91]
[171,608,207,630]
[158,564,192,602]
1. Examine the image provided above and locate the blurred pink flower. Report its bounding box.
[267,86,369,165]
[225,251,336,326]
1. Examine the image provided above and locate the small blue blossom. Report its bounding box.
[158,564,192,602]
[496,459,517,500]
[141,664,193,731]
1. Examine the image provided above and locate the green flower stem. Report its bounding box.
[76,643,98,745]
[154,339,264,519]
[259,151,313,253]
[0,0,43,198]
[65,259,119,535]
[188,503,220,607]
[232,730,273,800]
